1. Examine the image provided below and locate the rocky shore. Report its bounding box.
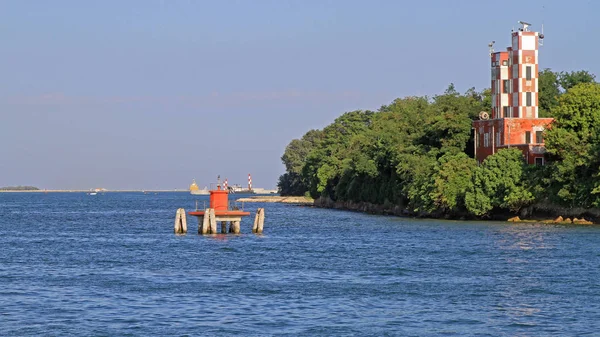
[312,196,599,225]
[235,196,314,204]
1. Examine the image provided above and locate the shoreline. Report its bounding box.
[311,197,600,225]
[0,190,188,193]
[236,196,314,204]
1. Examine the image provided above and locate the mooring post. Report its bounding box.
[257,208,265,234]
[181,208,188,233]
[229,221,240,234]
[253,208,265,234]
[221,221,227,234]
[252,210,259,233]
[174,208,187,234]
[200,210,210,234]
[209,208,217,234]
[174,209,181,233]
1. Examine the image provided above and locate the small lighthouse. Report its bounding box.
[186,176,264,234]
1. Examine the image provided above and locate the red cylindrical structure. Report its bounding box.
[209,188,229,211]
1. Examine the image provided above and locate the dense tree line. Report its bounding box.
[0,186,40,191]
[278,69,599,217]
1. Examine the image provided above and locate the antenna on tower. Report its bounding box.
[518,20,531,32]
[488,41,495,55]
[539,4,546,46]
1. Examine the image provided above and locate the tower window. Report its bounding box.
[502,60,508,66]
[526,66,532,80]
[525,131,531,144]
[503,80,509,93]
[536,130,543,143]
[503,106,509,118]
[526,92,532,106]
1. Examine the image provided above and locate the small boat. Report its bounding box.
[88,188,104,195]
[228,184,253,194]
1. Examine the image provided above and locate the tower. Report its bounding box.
[508,21,540,118]
[474,21,553,165]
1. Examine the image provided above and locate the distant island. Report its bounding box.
[0,186,40,191]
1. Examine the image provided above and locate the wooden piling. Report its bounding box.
[253,208,265,234]
[200,210,210,234]
[174,208,187,234]
[174,209,181,233]
[252,210,259,233]
[229,221,240,234]
[257,208,265,234]
[208,208,217,234]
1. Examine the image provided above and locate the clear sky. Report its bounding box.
[1,0,598,190]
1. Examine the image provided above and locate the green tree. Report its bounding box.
[279,83,511,217]
[428,153,477,215]
[0,186,39,191]
[277,172,306,196]
[399,152,437,214]
[558,70,596,92]
[424,85,488,158]
[544,82,600,207]
[465,149,534,216]
[538,68,560,117]
[302,110,374,199]
[281,129,322,175]
[278,129,323,196]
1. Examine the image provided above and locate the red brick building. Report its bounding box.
[473,21,553,165]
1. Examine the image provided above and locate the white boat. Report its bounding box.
[88,188,105,195]
[191,189,209,195]
[228,184,253,194]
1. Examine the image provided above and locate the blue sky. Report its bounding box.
[1,0,598,190]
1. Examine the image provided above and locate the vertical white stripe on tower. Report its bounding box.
[501,94,509,108]
[522,35,536,50]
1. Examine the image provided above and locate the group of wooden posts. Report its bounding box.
[174,208,265,235]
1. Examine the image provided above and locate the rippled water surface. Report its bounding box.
[1,192,600,336]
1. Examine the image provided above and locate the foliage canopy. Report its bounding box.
[278,69,598,217]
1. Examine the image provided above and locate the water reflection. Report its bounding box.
[493,223,558,251]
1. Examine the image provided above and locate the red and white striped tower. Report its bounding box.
[508,21,540,118]
[473,21,551,165]
[490,49,510,118]
[224,178,228,190]
[248,174,252,191]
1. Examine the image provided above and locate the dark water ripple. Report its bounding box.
[1,192,599,336]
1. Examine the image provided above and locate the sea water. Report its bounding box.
[1,192,599,336]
